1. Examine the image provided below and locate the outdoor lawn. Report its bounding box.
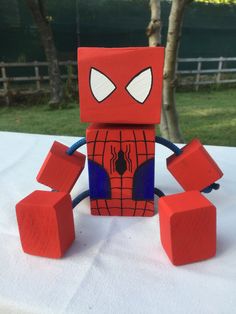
[0,88,235,146]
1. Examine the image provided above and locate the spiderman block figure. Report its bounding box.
[16,47,223,265]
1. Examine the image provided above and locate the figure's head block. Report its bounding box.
[78,47,164,124]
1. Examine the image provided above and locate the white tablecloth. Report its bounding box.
[0,131,235,314]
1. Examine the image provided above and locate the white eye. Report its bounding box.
[126,67,153,104]
[90,68,116,102]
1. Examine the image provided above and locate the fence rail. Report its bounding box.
[1,57,236,103]
[177,57,236,90]
[0,60,77,104]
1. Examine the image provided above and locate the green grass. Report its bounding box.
[0,88,236,146]
[177,88,236,146]
[0,103,88,137]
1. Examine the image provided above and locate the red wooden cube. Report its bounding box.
[37,141,86,193]
[158,191,216,266]
[167,139,223,191]
[78,47,164,124]
[16,190,75,258]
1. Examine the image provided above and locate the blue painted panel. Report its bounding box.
[88,160,111,199]
[133,158,154,200]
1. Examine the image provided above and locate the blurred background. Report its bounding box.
[0,0,236,146]
[1,0,236,60]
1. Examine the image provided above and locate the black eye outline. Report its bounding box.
[89,67,117,103]
[125,67,153,104]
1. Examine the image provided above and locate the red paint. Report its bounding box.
[78,47,164,124]
[167,139,223,191]
[15,47,224,263]
[37,141,85,193]
[16,190,75,258]
[87,124,155,216]
[158,190,216,266]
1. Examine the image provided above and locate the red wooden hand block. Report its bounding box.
[37,141,86,193]
[167,139,223,191]
[158,190,216,266]
[16,190,75,258]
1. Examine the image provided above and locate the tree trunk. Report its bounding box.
[25,0,63,108]
[161,0,192,142]
[146,0,161,47]
[146,0,168,138]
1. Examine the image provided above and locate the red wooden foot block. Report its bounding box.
[167,139,223,191]
[158,190,216,266]
[16,190,75,258]
[37,141,86,193]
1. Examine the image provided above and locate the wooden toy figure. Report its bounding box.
[16,47,223,265]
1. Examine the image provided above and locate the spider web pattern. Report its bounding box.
[86,126,155,216]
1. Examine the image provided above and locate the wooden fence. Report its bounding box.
[1,57,236,103]
[0,61,77,104]
[177,57,236,90]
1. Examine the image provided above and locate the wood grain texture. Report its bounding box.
[158,190,216,266]
[78,47,164,124]
[16,190,75,258]
[167,138,223,191]
[37,141,86,193]
[86,124,155,216]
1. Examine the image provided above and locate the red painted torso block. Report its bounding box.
[158,190,216,266]
[86,124,155,216]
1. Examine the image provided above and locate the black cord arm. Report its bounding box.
[201,182,220,194]
[72,190,90,208]
[155,136,182,156]
[66,137,86,155]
